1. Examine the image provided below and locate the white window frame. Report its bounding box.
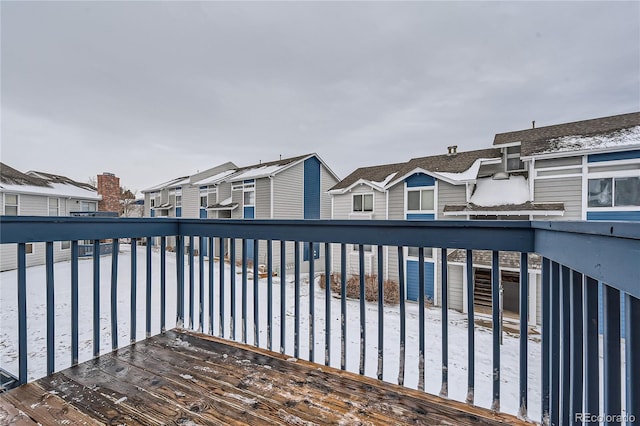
[61,241,71,250]
[352,193,374,213]
[405,187,435,213]
[48,197,60,216]
[587,175,640,210]
[4,193,19,215]
[81,201,97,212]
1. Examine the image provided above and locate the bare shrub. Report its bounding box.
[319,274,400,305]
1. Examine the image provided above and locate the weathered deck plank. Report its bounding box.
[0,329,532,425]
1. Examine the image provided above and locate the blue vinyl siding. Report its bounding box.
[303,157,321,220]
[150,210,155,218]
[587,211,640,221]
[587,149,640,163]
[199,209,207,219]
[243,206,255,219]
[407,213,435,220]
[405,173,435,188]
[406,260,434,301]
[175,207,182,217]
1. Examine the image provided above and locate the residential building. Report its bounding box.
[0,163,102,271]
[142,153,340,273]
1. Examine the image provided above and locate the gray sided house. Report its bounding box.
[143,154,340,274]
[0,163,101,271]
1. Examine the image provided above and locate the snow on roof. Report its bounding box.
[143,176,190,192]
[0,182,101,200]
[469,175,529,206]
[371,172,397,188]
[228,165,285,181]
[436,158,496,182]
[192,169,237,186]
[526,125,640,157]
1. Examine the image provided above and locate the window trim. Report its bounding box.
[352,193,374,213]
[405,187,435,213]
[587,175,640,209]
[4,193,19,215]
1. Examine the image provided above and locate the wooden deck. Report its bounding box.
[0,330,530,425]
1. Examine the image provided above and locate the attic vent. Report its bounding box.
[447,145,458,155]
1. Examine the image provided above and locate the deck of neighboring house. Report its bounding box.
[1,329,526,426]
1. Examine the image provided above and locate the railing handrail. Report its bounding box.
[1,216,638,298]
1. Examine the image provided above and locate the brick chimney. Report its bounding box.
[97,172,120,213]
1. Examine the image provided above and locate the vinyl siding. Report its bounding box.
[320,166,337,219]
[144,193,151,217]
[445,262,464,312]
[218,182,232,205]
[182,185,200,219]
[437,181,466,220]
[533,177,582,220]
[231,190,243,219]
[387,184,404,220]
[478,163,504,177]
[272,163,304,219]
[535,156,582,168]
[19,194,48,216]
[255,178,271,219]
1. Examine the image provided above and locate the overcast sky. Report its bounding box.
[2,1,639,193]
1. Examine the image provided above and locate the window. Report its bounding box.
[26,243,33,255]
[61,241,71,250]
[49,198,59,216]
[407,247,433,258]
[588,177,640,207]
[243,190,255,206]
[4,194,18,215]
[407,189,434,211]
[352,244,373,252]
[81,201,96,212]
[353,194,373,212]
[200,187,208,208]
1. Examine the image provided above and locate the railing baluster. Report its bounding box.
[160,237,166,333]
[17,243,27,385]
[131,238,137,342]
[340,243,347,371]
[111,239,119,350]
[518,252,528,419]
[241,238,248,344]
[309,241,315,362]
[440,247,448,397]
[397,246,406,386]
[584,276,599,423]
[71,241,79,366]
[491,250,500,411]
[418,247,425,391]
[466,249,474,404]
[377,245,384,381]
[359,244,366,376]
[561,266,570,425]
[253,238,259,347]
[208,237,214,335]
[294,241,300,359]
[230,239,236,340]
[267,240,273,351]
[570,270,583,424]
[541,257,551,424]
[46,242,56,371]
[280,241,286,354]
[603,283,622,424]
[91,240,98,359]
[199,237,205,333]
[625,293,640,422]
[146,237,152,338]
[219,237,225,338]
[176,235,184,328]
[550,261,560,426]
[324,242,331,367]
[188,236,194,330]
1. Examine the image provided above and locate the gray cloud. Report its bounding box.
[2,1,639,192]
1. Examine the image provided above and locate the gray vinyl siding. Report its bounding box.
[231,189,243,219]
[437,181,466,220]
[218,182,232,205]
[182,185,200,218]
[387,184,404,220]
[144,193,151,217]
[536,274,542,326]
[19,194,48,216]
[533,177,582,220]
[321,167,337,220]
[273,164,304,219]
[444,262,464,312]
[331,192,353,220]
[535,156,582,168]
[255,178,271,219]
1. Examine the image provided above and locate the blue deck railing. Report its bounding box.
[0,216,638,425]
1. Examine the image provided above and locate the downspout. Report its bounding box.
[385,189,389,281]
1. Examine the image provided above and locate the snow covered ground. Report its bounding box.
[1,245,543,421]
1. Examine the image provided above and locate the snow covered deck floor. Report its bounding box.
[0,329,527,426]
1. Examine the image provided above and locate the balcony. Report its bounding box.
[0,216,638,425]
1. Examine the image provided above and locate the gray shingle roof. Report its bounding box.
[0,163,50,187]
[493,112,640,157]
[395,148,502,178]
[28,170,97,192]
[329,162,405,191]
[233,153,312,173]
[443,202,565,213]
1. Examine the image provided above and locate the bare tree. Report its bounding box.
[120,187,138,217]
